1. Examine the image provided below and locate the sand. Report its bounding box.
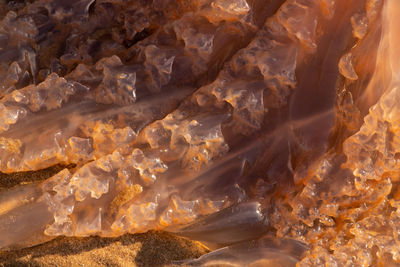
[0,167,208,267]
[0,231,208,267]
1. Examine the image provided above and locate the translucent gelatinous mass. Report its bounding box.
[0,0,398,266]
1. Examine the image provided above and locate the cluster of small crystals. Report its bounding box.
[2,0,400,266]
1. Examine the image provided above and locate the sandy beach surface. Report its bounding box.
[0,231,208,267]
[0,167,208,267]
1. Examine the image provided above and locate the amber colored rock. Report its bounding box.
[0,0,399,266]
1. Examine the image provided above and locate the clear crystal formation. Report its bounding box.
[0,0,398,266]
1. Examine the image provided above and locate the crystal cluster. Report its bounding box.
[0,0,398,266]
